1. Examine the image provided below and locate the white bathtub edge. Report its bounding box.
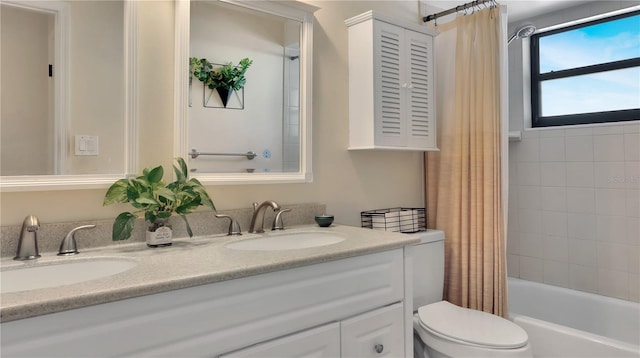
[511,313,640,358]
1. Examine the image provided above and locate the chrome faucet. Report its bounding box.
[58,224,96,256]
[272,208,292,231]
[215,214,242,236]
[14,215,41,260]
[249,200,280,233]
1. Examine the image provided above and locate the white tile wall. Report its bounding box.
[566,162,594,187]
[566,187,595,213]
[508,122,640,302]
[541,162,567,186]
[565,135,594,162]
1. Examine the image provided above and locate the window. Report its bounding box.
[530,10,640,127]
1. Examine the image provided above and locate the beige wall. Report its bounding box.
[0,1,435,228]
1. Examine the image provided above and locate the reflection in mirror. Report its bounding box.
[1,4,56,175]
[0,0,137,191]
[175,0,316,184]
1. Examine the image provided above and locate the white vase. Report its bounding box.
[146,219,172,247]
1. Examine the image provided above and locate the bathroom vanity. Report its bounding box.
[1,225,417,357]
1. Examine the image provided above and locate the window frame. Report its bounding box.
[530,9,640,128]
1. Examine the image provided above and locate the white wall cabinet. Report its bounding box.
[346,11,438,151]
[2,250,408,357]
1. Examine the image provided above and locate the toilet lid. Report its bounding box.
[417,301,528,349]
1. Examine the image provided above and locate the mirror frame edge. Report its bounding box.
[0,0,139,192]
[173,0,317,185]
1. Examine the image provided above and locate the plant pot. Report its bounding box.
[215,87,234,108]
[146,218,172,247]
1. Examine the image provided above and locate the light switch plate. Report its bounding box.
[75,135,99,156]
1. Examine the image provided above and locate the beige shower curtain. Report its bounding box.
[425,7,507,317]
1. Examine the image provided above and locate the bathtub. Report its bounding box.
[508,277,640,357]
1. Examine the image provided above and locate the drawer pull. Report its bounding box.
[374,344,384,354]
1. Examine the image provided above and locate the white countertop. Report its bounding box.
[0,225,418,322]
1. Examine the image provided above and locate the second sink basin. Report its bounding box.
[1,258,137,294]
[226,231,345,251]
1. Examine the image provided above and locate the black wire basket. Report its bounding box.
[360,207,426,233]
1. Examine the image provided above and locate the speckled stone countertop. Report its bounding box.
[0,225,418,323]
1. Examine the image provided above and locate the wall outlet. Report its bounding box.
[75,135,99,156]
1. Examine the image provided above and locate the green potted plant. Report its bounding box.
[190,57,253,107]
[103,157,216,247]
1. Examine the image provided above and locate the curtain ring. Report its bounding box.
[433,14,438,27]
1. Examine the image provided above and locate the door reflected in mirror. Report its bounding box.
[0,0,136,190]
[176,0,315,184]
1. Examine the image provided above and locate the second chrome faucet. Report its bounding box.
[249,200,280,233]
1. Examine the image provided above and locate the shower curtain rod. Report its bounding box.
[423,0,496,23]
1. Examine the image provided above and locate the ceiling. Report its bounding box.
[427,0,597,23]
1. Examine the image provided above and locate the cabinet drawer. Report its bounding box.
[220,322,340,358]
[341,302,405,357]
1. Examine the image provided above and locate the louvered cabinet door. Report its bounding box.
[374,21,406,147]
[404,29,436,150]
[346,11,437,151]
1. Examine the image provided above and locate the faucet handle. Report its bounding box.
[215,214,242,236]
[58,224,96,256]
[272,208,292,231]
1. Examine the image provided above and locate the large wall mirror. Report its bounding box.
[174,0,316,184]
[0,0,137,191]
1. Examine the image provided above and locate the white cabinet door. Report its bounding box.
[220,322,340,358]
[341,302,405,358]
[347,11,437,151]
[404,28,435,150]
[374,20,406,147]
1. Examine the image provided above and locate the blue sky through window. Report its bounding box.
[538,13,640,116]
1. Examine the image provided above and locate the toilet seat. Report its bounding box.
[417,301,528,349]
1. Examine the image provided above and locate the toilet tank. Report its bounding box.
[405,230,445,311]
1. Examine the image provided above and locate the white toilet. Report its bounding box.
[407,230,533,358]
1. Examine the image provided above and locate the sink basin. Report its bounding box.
[226,231,345,251]
[1,258,137,294]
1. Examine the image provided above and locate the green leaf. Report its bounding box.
[145,211,156,223]
[155,186,177,203]
[173,157,188,182]
[156,211,172,219]
[146,166,164,183]
[176,196,201,215]
[191,182,215,211]
[130,178,150,192]
[103,179,129,205]
[112,212,136,241]
[135,192,158,206]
